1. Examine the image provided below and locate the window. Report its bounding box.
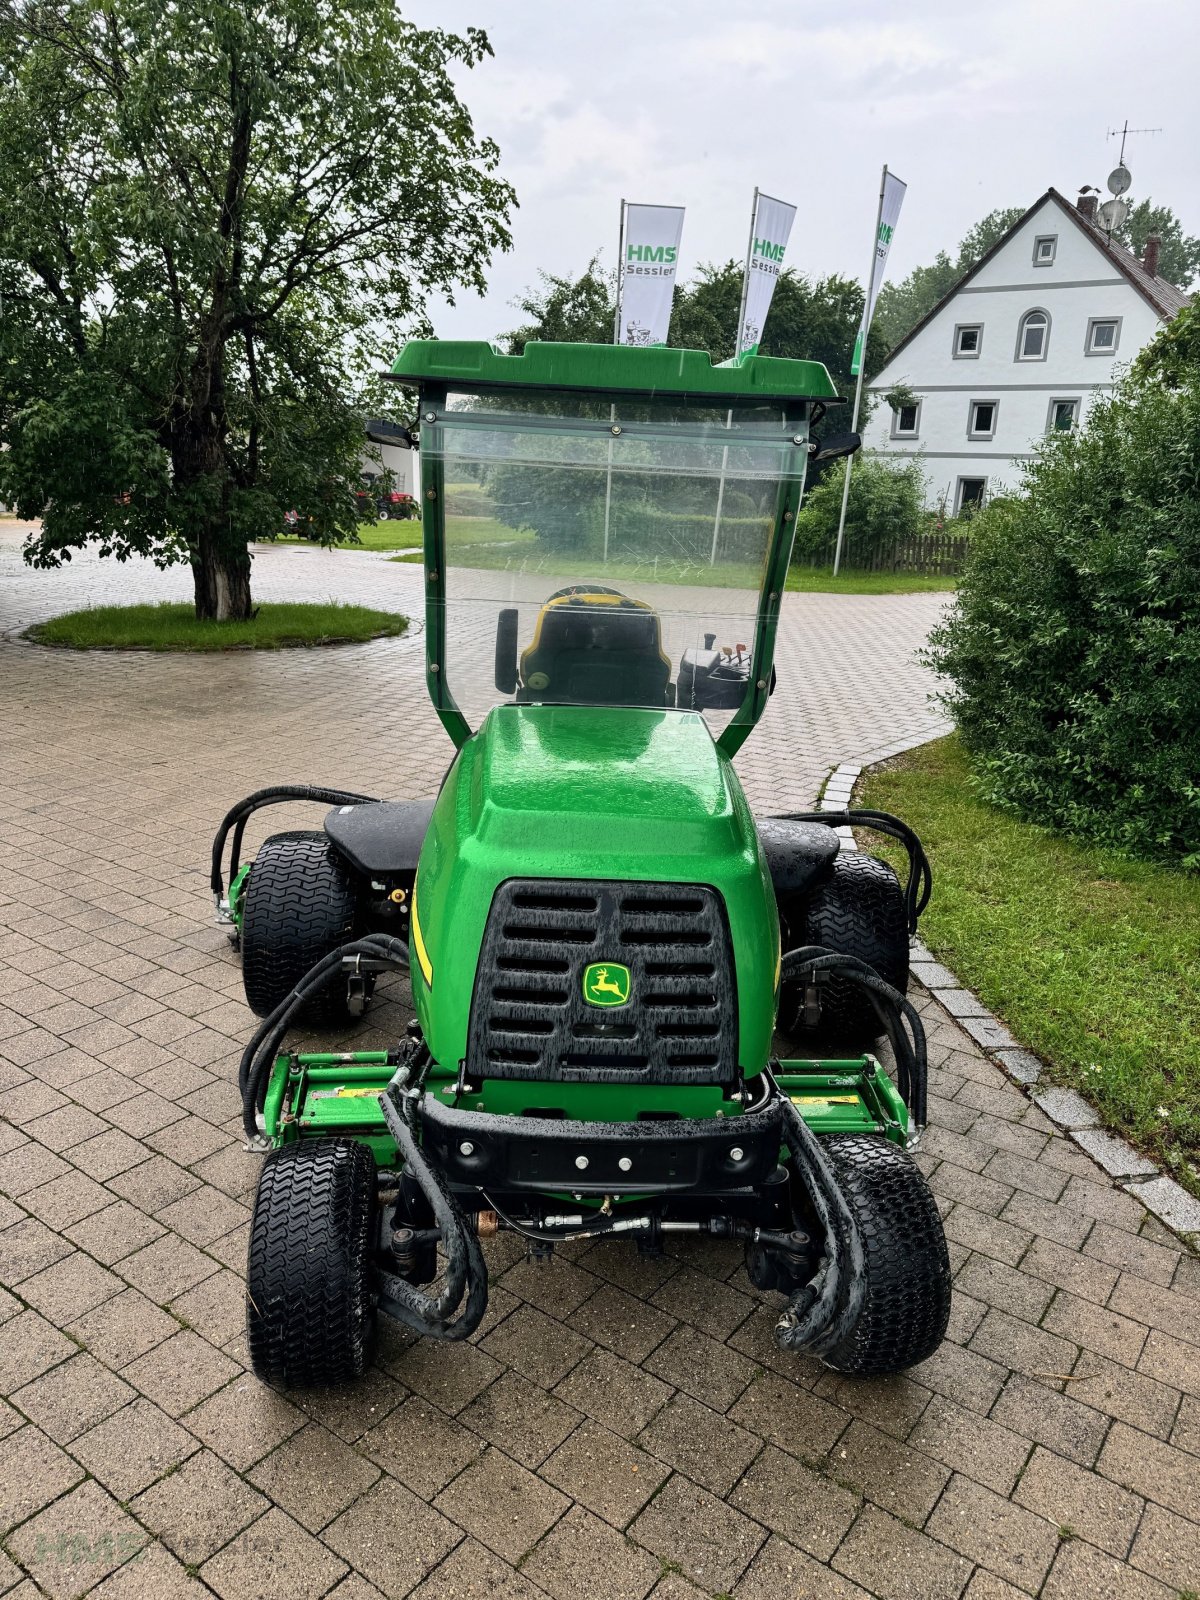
[1086,317,1122,355]
[954,323,983,358]
[968,400,998,440]
[891,400,920,439]
[1048,398,1080,433]
[956,477,987,514]
[1033,234,1057,266]
[1016,309,1050,361]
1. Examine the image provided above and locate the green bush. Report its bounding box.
[792,455,926,565]
[928,374,1200,868]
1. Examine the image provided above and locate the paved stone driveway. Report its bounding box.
[1,527,1197,1600]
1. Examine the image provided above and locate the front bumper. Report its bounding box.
[418,1091,784,1197]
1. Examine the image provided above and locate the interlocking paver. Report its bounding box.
[131,1447,268,1564]
[0,1425,86,1535]
[632,1474,766,1591]
[7,1479,148,1598]
[3,529,1197,1600]
[433,1445,569,1562]
[831,1504,972,1600]
[523,1504,659,1600]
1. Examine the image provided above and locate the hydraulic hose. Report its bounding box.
[236,933,488,1341]
[211,784,380,901]
[772,1077,867,1357]
[237,933,409,1141]
[377,1077,490,1342]
[780,943,928,1128]
[770,809,932,932]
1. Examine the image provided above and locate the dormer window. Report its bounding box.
[1017,309,1050,361]
[1033,235,1057,266]
[1086,317,1121,355]
[954,324,982,358]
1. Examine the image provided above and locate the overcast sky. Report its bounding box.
[401,0,1200,345]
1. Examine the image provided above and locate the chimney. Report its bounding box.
[1143,234,1161,278]
[1077,194,1098,222]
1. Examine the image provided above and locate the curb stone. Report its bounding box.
[823,759,1200,1252]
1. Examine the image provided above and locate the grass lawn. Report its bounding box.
[26,601,409,652]
[392,540,957,595]
[274,519,422,553]
[860,735,1200,1194]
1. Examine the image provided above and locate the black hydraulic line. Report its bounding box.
[769,808,932,931]
[377,1075,489,1341]
[235,931,487,1341]
[769,1070,867,1357]
[238,934,409,1140]
[211,784,380,899]
[780,944,928,1128]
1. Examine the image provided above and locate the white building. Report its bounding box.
[865,188,1190,513]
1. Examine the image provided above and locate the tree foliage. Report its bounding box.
[872,208,1022,357]
[1132,301,1200,389]
[792,455,926,567]
[1114,199,1200,290]
[0,0,514,617]
[928,354,1200,869]
[502,256,614,353]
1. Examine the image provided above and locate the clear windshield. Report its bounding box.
[424,392,808,732]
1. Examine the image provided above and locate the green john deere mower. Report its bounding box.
[211,339,950,1387]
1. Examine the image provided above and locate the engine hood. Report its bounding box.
[411,705,779,1080]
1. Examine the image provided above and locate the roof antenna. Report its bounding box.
[1099,120,1161,238]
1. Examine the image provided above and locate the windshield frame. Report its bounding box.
[413,379,813,754]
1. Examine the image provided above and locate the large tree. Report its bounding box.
[0,0,514,618]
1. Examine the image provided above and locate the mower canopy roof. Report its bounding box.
[389,339,841,406]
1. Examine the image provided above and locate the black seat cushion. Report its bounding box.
[756,817,840,901]
[324,799,436,878]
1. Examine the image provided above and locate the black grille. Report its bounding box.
[467,879,738,1085]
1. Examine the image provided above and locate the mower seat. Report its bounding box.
[756,817,840,901]
[520,590,672,708]
[324,798,436,878]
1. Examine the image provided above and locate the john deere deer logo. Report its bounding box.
[583,962,631,1007]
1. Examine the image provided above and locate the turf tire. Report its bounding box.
[818,1132,951,1375]
[246,1139,377,1387]
[241,830,362,1022]
[782,851,908,1045]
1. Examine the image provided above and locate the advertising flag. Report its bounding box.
[850,168,906,375]
[736,190,797,357]
[617,203,685,346]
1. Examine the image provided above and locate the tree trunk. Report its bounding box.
[192,528,252,621]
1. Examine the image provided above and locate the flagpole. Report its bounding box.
[833,164,888,577]
[711,189,760,566]
[604,199,627,564]
[734,186,759,357]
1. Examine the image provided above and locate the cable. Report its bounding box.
[769,809,932,932]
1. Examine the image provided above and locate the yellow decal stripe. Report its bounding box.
[411,886,433,987]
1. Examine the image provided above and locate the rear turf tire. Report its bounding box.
[246,1139,377,1387]
[241,830,361,1022]
[781,852,908,1046]
[818,1133,951,1375]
